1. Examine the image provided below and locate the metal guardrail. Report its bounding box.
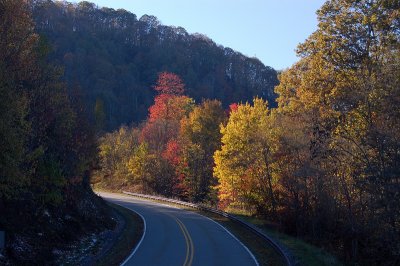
[122,191,297,266]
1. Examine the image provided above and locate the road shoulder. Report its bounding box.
[94,202,144,266]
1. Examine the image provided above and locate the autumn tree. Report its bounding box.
[127,142,157,193]
[0,0,82,205]
[95,126,140,188]
[0,2,113,263]
[274,0,400,263]
[179,100,227,202]
[0,0,34,200]
[214,98,279,213]
[162,140,188,197]
[141,72,194,151]
[154,72,185,95]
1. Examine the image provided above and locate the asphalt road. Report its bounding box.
[99,192,258,266]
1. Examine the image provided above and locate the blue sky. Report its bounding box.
[70,0,326,70]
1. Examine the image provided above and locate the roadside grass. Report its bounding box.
[233,215,343,266]
[96,202,143,266]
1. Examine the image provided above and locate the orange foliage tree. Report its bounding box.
[141,72,194,150]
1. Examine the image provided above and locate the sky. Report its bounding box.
[70,0,326,70]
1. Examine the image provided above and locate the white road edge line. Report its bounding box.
[201,215,260,266]
[111,202,147,266]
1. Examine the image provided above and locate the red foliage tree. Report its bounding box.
[148,94,191,122]
[154,72,185,96]
[141,72,193,150]
[226,103,238,116]
[162,140,181,166]
[162,139,190,199]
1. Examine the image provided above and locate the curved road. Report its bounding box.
[100,192,258,266]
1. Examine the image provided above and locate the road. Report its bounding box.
[100,192,258,266]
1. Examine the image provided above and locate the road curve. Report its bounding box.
[99,192,258,266]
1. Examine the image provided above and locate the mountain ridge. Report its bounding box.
[32,0,278,130]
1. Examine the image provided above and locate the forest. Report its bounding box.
[93,0,400,265]
[1,0,399,265]
[0,0,113,264]
[31,0,278,130]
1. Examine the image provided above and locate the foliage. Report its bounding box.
[154,72,185,95]
[0,0,33,199]
[96,126,139,186]
[95,72,194,196]
[180,100,227,202]
[141,72,194,151]
[30,0,278,130]
[89,0,399,264]
[0,0,113,264]
[213,0,400,264]
[95,76,226,203]
[214,98,279,213]
[276,1,399,263]
[127,143,157,193]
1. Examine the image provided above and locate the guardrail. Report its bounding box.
[122,191,297,266]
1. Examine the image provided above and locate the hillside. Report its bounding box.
[0,1,115,264]
[31,0,278,130]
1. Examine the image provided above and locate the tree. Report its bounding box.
[214,98,278,213]
[0,2,115,263]
[274,0,400,263]
[141,72,194,150]
[128,142,156,193]
[162,140,188,198]
[96,126,139,187]
[0,0,36,200]
[31,1,278,130]
[154,72,185,95]
[179,99,227,202]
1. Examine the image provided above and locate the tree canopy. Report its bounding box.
[31,0,278,131]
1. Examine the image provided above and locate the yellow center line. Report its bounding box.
[168,213,195,266]
[177,218,194,266]
[176,218,190,266]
